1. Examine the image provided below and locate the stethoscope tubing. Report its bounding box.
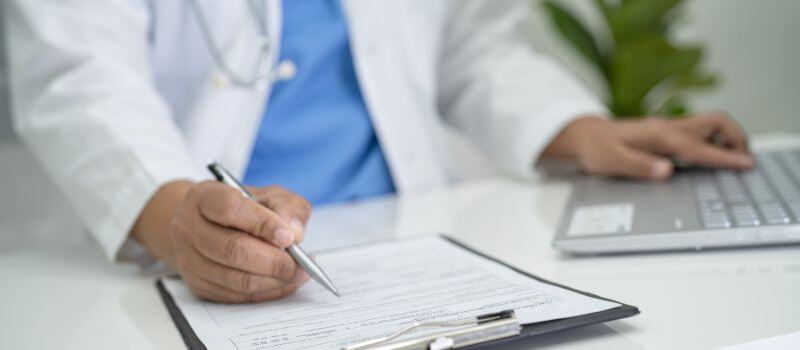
[184,0,275,89]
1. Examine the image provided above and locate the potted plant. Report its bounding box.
[542,0,717,118]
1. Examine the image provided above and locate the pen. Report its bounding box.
[207,161,341,297]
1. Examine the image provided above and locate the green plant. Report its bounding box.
[541,0,717,118]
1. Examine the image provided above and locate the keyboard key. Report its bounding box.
[764,215,791,225]
[692,149,800,229]
[701,215,731,229]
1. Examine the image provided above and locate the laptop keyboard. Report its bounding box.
[691,149,800,229]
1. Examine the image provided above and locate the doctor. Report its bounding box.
[3,0,753,303]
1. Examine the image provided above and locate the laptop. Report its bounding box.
[553,148,800,254]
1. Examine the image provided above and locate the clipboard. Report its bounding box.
[156,235,639,349]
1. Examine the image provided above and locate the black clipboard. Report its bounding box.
[156,235,640,350]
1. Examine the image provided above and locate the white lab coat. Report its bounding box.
[2,0,605,262]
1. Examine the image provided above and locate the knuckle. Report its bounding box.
[223,235,251,266]
[239,273,256,293]
[168,216,188,237]
[268,254,295,279]
[219,192,243,222]
[185,184,202,201]
[293,197,312,219]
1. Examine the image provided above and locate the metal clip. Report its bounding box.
[342,310,521,350]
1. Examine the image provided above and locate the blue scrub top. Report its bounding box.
[243,0,395,205]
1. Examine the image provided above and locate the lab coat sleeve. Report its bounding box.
[2,0,204,262]
[437,0,607,178]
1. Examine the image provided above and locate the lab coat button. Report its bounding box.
[276,60,297,81]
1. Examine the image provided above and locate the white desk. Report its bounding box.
[1,135,799,350]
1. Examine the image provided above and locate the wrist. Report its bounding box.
[542,114,609,160]
[130,180,194,267]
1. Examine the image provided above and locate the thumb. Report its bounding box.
[604,145,674,180]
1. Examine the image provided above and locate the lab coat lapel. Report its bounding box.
[340,0,449,193]
[182,0,282,178]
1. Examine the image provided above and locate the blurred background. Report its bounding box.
[1,0,798,252]
[525,0,800,130]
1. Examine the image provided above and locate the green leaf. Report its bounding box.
[654,95,690,117]
[669,71,717,90]
[543,0,606,75]
[538,0,716,118]
[605,0,683,46]
[609,37,701,116]
[593,0,612,20]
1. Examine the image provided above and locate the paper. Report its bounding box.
[162,235,619,350]
[567,202,635,237]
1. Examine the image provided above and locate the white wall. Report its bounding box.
[524,0,800,135]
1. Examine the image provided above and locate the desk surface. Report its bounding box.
[1,135,799,350]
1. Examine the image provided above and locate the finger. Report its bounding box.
[708,113,749,153]
[191,220,299,280]
[647,122,754,169]
[184,274,252,303]
[583,143,673,180]
[679,112,750,153]
[185,244,295,294]
[186,274,298,303]
[252,186,312,242]
[671,137,755,169]
[194,181,294,247]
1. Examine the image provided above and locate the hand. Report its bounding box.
[541,111,755,180]
[132,181,312,303]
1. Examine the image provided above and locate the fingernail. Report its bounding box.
[290,219,304,234]
[274,228,294,247]
[652,161,672,179]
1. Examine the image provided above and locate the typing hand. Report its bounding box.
[133,181,311,303]
[542,111,755,180]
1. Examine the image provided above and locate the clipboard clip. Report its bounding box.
[342,310,521,350]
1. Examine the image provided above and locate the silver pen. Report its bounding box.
[207,162,341,297]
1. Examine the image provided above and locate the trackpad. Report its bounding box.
[567,175,702,235]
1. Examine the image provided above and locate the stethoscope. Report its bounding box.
[184,0,277,90]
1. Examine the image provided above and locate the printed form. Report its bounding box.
[162,235,619,350]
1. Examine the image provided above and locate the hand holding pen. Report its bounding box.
[132,162,338,303]
[207,162,340,297]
